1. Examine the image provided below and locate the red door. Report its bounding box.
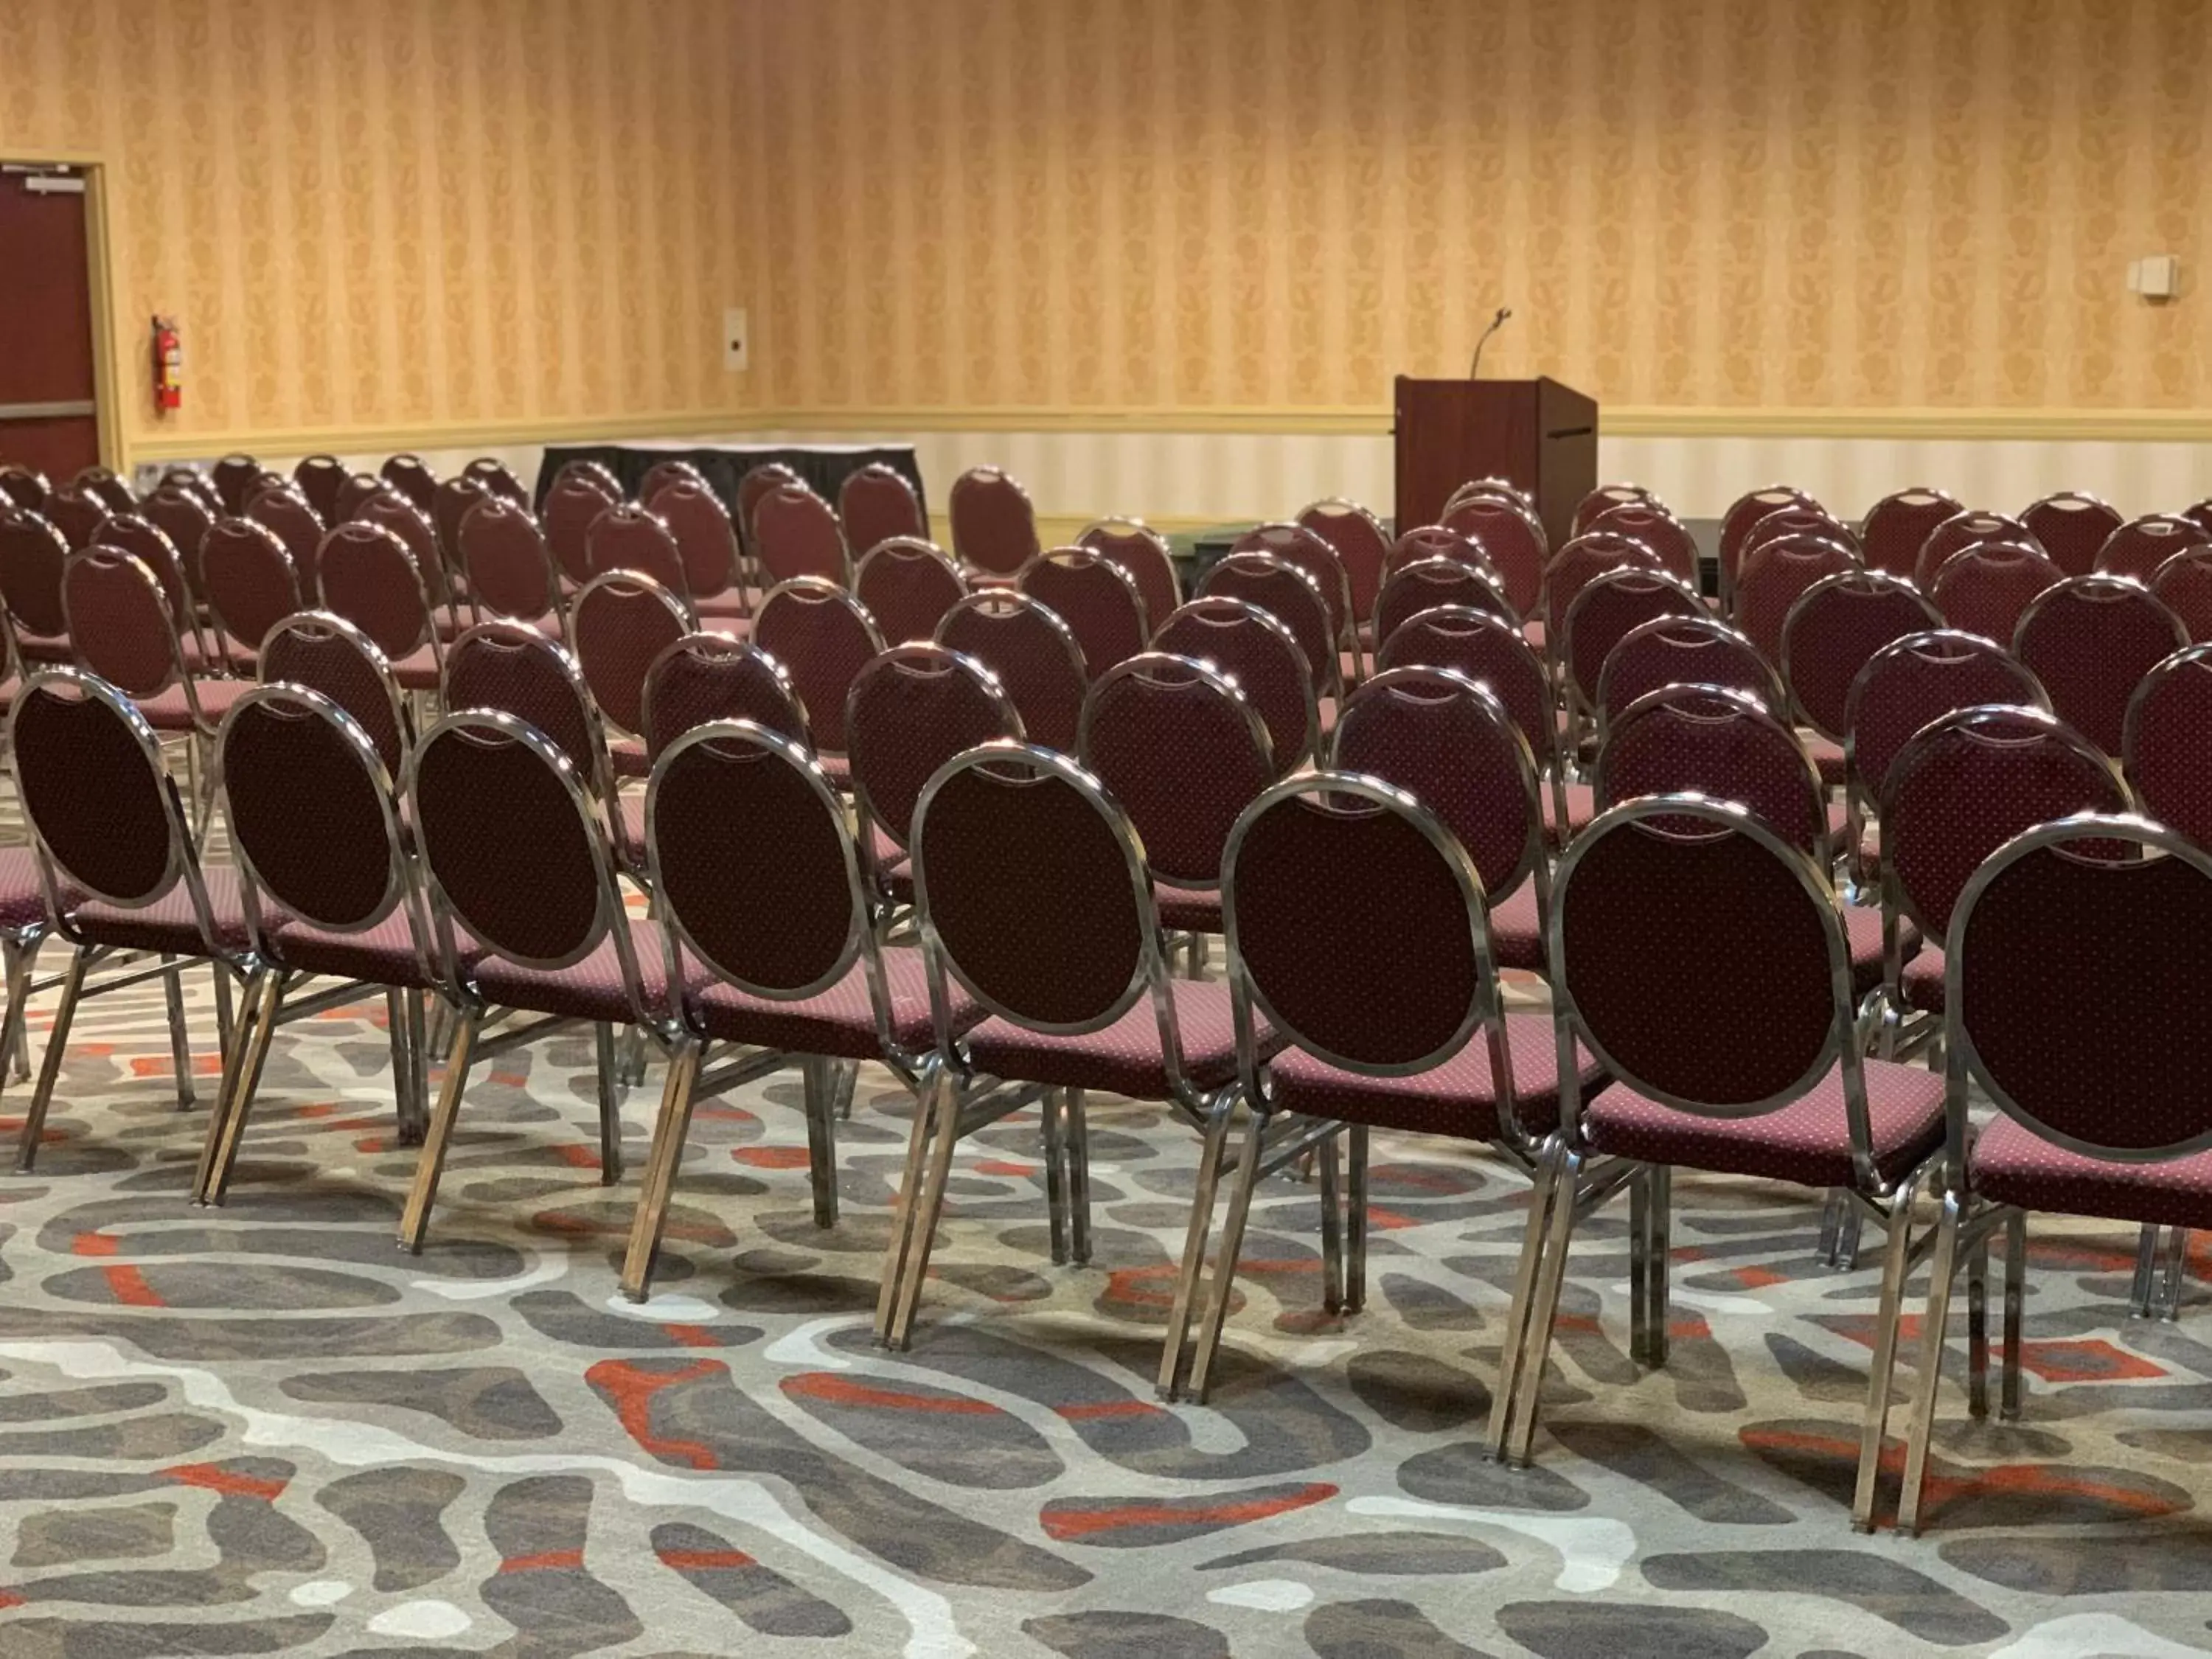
[0,166,102,483]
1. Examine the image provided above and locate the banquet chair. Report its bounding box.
[947,466,1040,579]
[1866,814,2212,1534]
[2020,491,2124,577]
[331,472,392,524]
[260,611,411,779]
[1232,523,1360,683]
[933,588,1085,752]
[756,577,886,782]
[1846,630,2048,845]
[1780,569,1941,761]
[586,501,689,597]
[1558,566,1703,737]
[92,515,218,674]
[620,717,981,1302]
[1492,796,1947,1470]
[849,642,1023,913]
[462,456,529,504]
[1540,531,1663,639]
[458,494,566,637]
[442,624,617,827]
[0,463,49,509]
[543,467,619,591]
[648,477,748,622]
[552,457,623,501]
[244,487,324,594]
[1582,501,1698,585]
[1197,553,1340,703]
[639,458,707,505]
[352,490,453,630]
[2013,574,2185,756]
[1718,485,1823,608]
[1173,768,1603,1402]
[73,468,135,515]
[198,518,302,678]
[1020,546,1150,674]
[752,483,849,587]
[2149,544,2212,641]
[1930,542,2064,645]
[1077,518,1182,629]
[1572,483,1658,533]
[2125,643,2212,851]
[292,455,348,521]
[0,507,76,664]
[42,487,109,552]
[883,742,1282,1350]
[2096,513,2209,583]
[211,454,265,515]
[1446,476,1537,517]
[315,521,445,694]
[142,484,218,605]
[735,462,803,557]
[855,538,967,647]
[1736,531,1861,667]
[380,454,439,515]
[1151,596,1318,775]
[838,461,928,558]
[641,632,808,766]
[1296,498,1391,638]
[63,547,248,752]
[1385,524,1493,579]
[1914,511,2038,591]
[1373,556,1517,647]
[571,569,695,789]
[1441,495,1545,620]
[1596,614,1781,739]
[1860,488,1962,581]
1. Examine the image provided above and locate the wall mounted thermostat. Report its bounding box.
[2128,256,2181,300]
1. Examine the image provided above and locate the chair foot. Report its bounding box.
[803,1055,840,1230]
[1187,1108,1270,1403]
[397,1011,479,1253]
[619,1041,701,1302]
[1157,1092,1236,1402]
[15,947,87,1173]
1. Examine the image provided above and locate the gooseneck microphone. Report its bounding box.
[1470,306,1513,378]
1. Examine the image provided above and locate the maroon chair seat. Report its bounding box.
[1972,1116,2212,1234]
[1806,734,1846,787]
[963,979,1262,1098]
[1543,782,1596,838]
[1151,880,1221,934]
[1486,883,1545,972]
[693,946,970,1059]
[1268,1013,1601,1141]
[265,909,454,989]
[1587,1060,1945,1190]
[0,846,49,930]
[133,676,254,731]
[75,863,251,956]
[467,915,672,1026]
[1899,945,1944,1012]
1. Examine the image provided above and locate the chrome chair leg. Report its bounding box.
[874,1067,940,1343]
[1317,1130,1344,1316]
[886,1067,965,1351]
[384,990,416,1142]
[620,1040,702,1301]
[0,935,29,1091]
[2130,1222,2161,1316]
[592,1024,624,1183]
[1835,1201,1865,1270]
[833,1057,858,1121]
[803,1055,839,1229]
[400,991,431,1146]
[1629,1168,1652,1364]
[1645,1164,1672,1369]
[15,947,87,1172]
[1850,1170,1923,1532]
[1504,1144,1589,1468]
[397,1009,480,1253]
[1344,1122,1368,1315]
[2001,1208,2025,1420]
[1966,1231,1991,1420]
[199,969,284,1206]
[192,966,266,1203]
[2160,1226,2190,1321]
[1817,1189,1844,1266]
[1040,1087,1070,1267]
[619,1023,649,1089]
[1065,1086,1091,1267]
[1488,1138,1566,1461]
[210,959,234,1062]
[1896,1189,1966,1537]
[1188,1107,1270,1403]
[1157,1091,1236,1400]
[161,956,196,1110]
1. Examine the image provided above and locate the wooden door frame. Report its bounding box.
[0,149,125,473]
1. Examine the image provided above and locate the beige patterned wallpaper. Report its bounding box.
[0,0,761,456]
[748,0,2212,417]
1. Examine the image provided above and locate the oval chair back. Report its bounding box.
[380,453,439,514]
[639,457,706,503]
[2021,491,2124,577]
[736,461,803,554]
[462,456,529,504]
[2097,513,2211,584]
[754,577,885,755]
[61,548,189,707]
[585,501,688,596]
[1860,487,1960,580]
[0,463,49,510]
[1916,509,2037,590]
[0,507,72,647]
[2125,644,2212,849]
[1718,485,1821,599]
[855,537,967,647]
[1930,540,2064,644]
[933,588,1085,752]
[41,487,108,552]
[2014,574,2186,756]
[838,462,928,558]
[1584,502,1698,585]
[752,483,849,587]
[1736,531,1861,666]
[1573,483,1658,534]
[1296,498,1391,629]
[543,470,617,588]
[1441,495,1545,616]
[459,494,562,627]
[199,518,302,667]
[1779,568,1941,742]
[442,623,608,795]
[142,485,218,599]
[571,569,695,742]
[1375,556,1516,645]
[352,490,448,612]
[1599,614,1781,736]
[292,454,347,521]
[1559,566,1704,723]
[1596,684,1828,860]
[850,644,1026,865]
[2149,546,2212,642]
[333,471,393,524]
[1077,518,1182,627]
[245,487,324,594]
[211,454,263,516]
[1846,629,2048,813]
[94,515,198,640]
[1377,605,1557,790]
[642,632,809,763]
[317,521,440,672]
[948,466,1040,577]
[1540,530,1662,634]
[1387,523,1492,579]
[260,611,411,779]
[648,478,743,611]
[1197,552,1338,700]
[1019,546,1149,674]
[1151,596,1317,776]
[1232,522,1356,664]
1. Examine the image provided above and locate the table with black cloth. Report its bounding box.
[534,439,928,524]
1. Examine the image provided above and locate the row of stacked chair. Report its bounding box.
[4,449,2212,1544]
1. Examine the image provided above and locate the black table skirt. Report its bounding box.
[535,442,927,526]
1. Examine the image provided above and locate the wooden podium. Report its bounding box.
[1393,375,1598,551]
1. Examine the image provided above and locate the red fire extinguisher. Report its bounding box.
[151,315,182,412]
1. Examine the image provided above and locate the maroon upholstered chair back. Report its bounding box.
[1954,817,2212,1158]
[647,478,742,605]
[10,669,187,909]
[462,456,529,504]
[552,457,623,500]
[0,508,71,641]
[1375,557,1515,644]
[2021,492,2125,577]
[62,549,185,700]
[1540,531,1662,631]
[1860,487,1961,580]
[1599,615,1781,731]
[652,721,864,998]
[1080,653,1272,890]
[752,484,849,586]
[73,468,131,513]
[459,495,560,624]
[639,458,706,503]
[1560,566,1703,717]
[317,521,438,664]
[1584,502,1698,583]
[1597,684,1826,856]
[838,462,928,558]
[411,713,614,972]
[1847,629,2048,806]
[2126,644,2212,849]
[333,472,393,524]
[156,466,218,508]
[292,455,347,521]
[2014,575,2186,756]
[1296,499,1391,623]
[221,686,410,936]
[1441,496,1545,615]
[1883,705,2129,943]
[245,487,325,593]
[933,589,1086,751]
[1232,522,1355,646]
[1915,509,2036,590]
[855,538,968,646]
[2149,546,2212,641]
[1077,518,1182,627]
[199,518,302,661]
[754,577,885,753]
[1931,541,2065,644]
[380,454,439,514]
[143,487,217,596]
[1377,605,1555,776]
[1736,532,1861,665]
[211,454,263,516]
[1387,523,1491,578]
[1019,547,1149,673]
[261,611,409,778]
[915,744,1151,1032]
[2096,513,2211,583]
[1332,666,1543,906]
[2188,498,2212,539]
[1447,476,1537,517]
[1150,597,1317,776]
[352,491,447,607]
[0,464,49,510]
[736,462,802,550]
[442,623,602,782]
[1779,568,1941,741]
[1557,799,1847,1111]
[1573,483,1658,535]
[850,643,1025,853]
[543,470,616,588]
[948,466,1040,577]
[1719,486,1820,592]
[1197,552,1337,697]
[97,514,195,625]
[585,501,689,597]
[432,476,492,578]
[643,632,807,762]
[1740,507,1856,574]
[572,571,693,740]
[1226,775,1491,1076]
[43,487,108,552]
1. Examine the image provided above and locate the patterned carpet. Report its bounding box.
[3,951,2212,1658]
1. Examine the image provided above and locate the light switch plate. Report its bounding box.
[723,307,749,372]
